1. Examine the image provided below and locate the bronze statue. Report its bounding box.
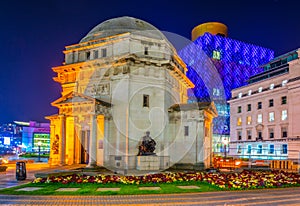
[137,131,156,156]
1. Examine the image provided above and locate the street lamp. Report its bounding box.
[37,141,42,162]
[222,138,229,159]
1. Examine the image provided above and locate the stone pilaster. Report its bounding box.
[59,114,66,166]
[88,114,97,167]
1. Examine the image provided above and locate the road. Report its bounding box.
[0,187,300,205]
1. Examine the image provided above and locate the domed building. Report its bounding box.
[46,16,217,172]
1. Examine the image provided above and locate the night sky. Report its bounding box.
[0,0,299,124]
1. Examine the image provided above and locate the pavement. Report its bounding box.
[1,187,300,205]
[0,163,86,190]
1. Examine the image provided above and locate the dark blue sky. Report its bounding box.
[0,0,299,123]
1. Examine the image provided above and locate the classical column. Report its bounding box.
[104,116,110,165]
[74,122,80,164]
[59,114,66,166]
[49,124,55,165]
[196,120,204,164]
[88,114,97,167]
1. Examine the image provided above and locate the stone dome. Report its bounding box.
[80,16,169,43]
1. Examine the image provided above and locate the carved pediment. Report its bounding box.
[52,91,111,108]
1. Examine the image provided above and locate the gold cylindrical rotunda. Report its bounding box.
[191,22,228,41]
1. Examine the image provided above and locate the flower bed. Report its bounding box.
[32,170,300,190]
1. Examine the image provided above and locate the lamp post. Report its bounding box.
[37,141,42,162]
[222,138,229,159]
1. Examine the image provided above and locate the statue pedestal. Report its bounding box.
[136,156,160,170]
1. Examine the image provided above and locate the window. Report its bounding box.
[281,96,287,105]
[93,50,98,59]
[213,88,220,96]
[269,112,275,122]
[143,94,149,107]
[257,114,262,123]
[257,130,262,140]
[247,104,251,111]
[281,110,287,121]
[237,130,242,140]
[247,130,252,140]
[237,117,242,126]
[237,145,242,153]
[184,126,189,136]
[212,50,221,60]
[101,48,107,57]
[258,87,263,93]
[269,128,274,139]
[238,93,242,98]
[269,99,274,107]
[257,102,262,110]
[270,84,274,90]
[248,90,252,96]
[282,127,287,138]
[269,144,274,154]
[282,144,288,154]
[246,116,252,125]
[247,145,251,154]
[237,106,242,113]
[144,47,148,55]
[86,51,91,60]
[257,145,262,154]
[282,80,288,86]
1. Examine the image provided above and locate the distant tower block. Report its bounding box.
[191,22,228,41]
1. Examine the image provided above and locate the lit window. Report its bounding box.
[258,87,263,93]
[237,117,242,126]
[269,144,274,154]
[269,112,275,122]
[248,90,252,96]
[270,84,274,90]
[257,145,262,154]
[282,144,288,154]
[247,130,252,140]
[257,114,262,123]
[282,80,288,86]
[238,93,242,98]
[237,106,242,113]
[257,102,262,110]
[247,145,251,154]
[213,88,220,96]
[281,96,287,104]
[269,99,274,107]
[212,50,221,60]
[282,127,288,138]
[246,116,252,125]
[237,130,242,140]
[102,48,107,57]
[184,126,189,136]
[247,104,251,111]
[281,110,287,121]
[143,94,149,107]
[269,128,274,138]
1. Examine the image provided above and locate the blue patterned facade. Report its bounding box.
[179,33,274,136]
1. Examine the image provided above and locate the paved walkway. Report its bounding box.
[0,187,300,205]
[0,163,85,190]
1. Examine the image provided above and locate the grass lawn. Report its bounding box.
[0,181,221,196]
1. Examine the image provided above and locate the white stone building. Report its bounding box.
[46,16,217,172]
[228,49,300,161]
